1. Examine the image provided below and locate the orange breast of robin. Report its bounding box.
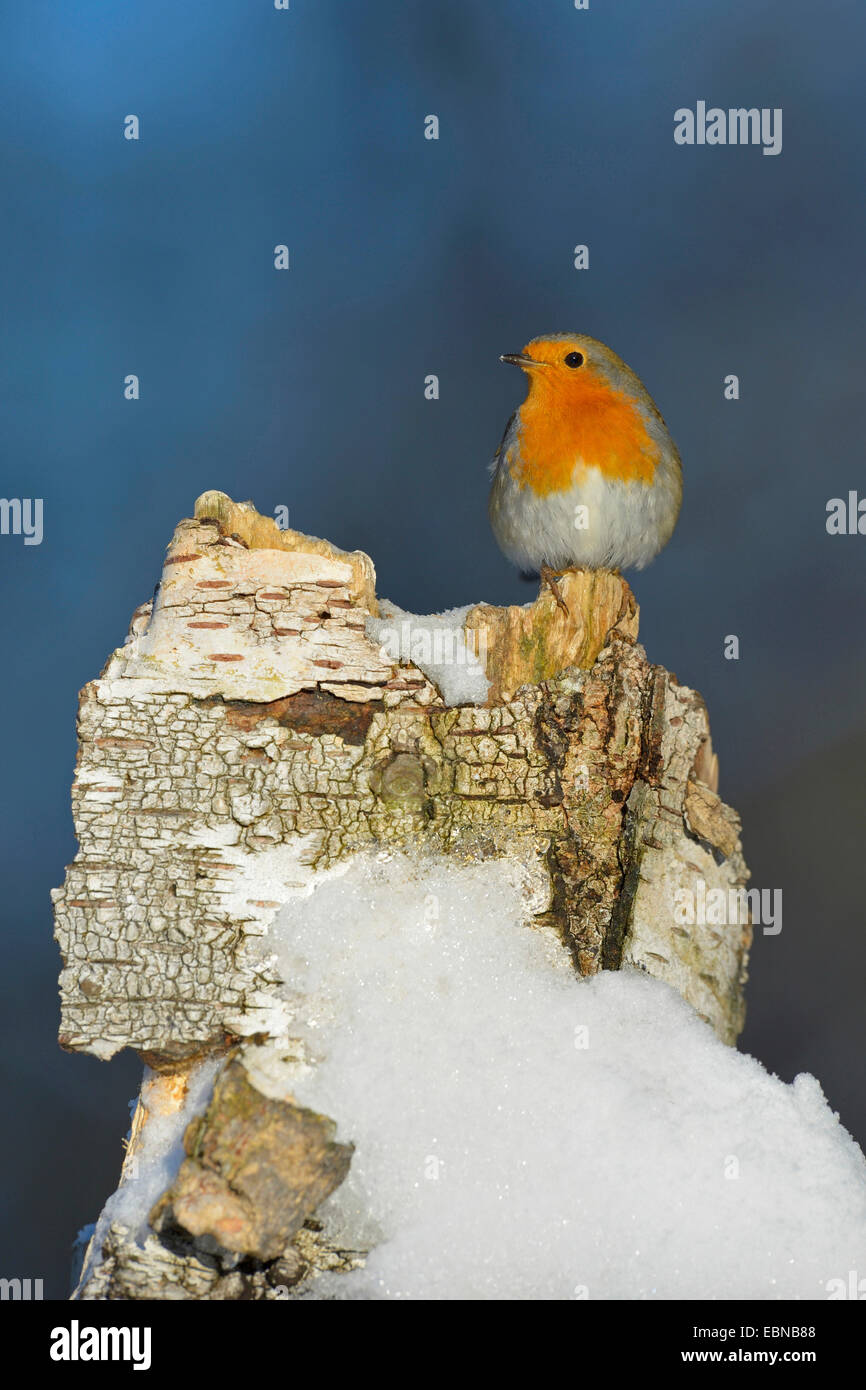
[510,370,660,496]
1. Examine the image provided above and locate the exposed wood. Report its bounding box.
[150,1058,353,1261]
[464,566,639,702]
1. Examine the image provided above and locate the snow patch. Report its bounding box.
[75,1057,221,1292]
[261,850,866,1300]
[367,601,489,705]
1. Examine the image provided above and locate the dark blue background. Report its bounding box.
[2,0,865,1296]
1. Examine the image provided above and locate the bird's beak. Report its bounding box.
[500,353,544,369]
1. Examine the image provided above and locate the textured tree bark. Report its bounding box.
[56,492,751,1300]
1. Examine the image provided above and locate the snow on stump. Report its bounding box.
[56,491,784,1301]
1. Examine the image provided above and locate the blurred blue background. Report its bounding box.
[2,0,865,1296]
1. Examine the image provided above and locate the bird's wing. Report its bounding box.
[488,410,517,477]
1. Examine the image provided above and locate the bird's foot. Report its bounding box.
[540,564,570,617]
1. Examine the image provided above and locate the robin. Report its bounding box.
[488,333,682,611]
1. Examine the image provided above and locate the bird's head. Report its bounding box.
[500,333,639,413]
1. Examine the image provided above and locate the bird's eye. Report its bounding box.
[564,351,584,368]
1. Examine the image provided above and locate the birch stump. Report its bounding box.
[54,491,751,1300]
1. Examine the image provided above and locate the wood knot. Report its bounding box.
[369,751,437,812]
